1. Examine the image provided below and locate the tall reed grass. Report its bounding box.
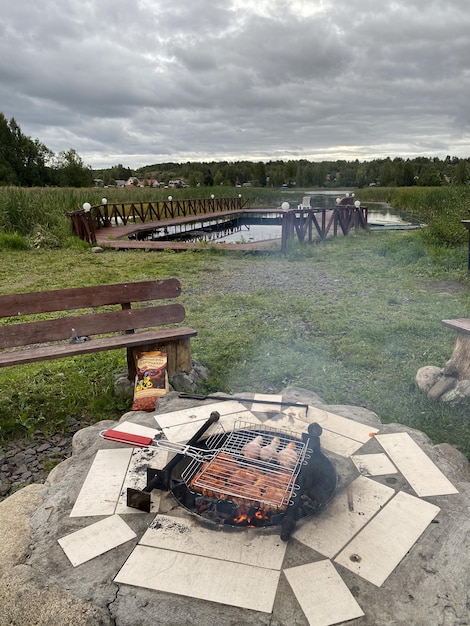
[0,185,469,248]
[0,186,282,248]
[358,186,470,245]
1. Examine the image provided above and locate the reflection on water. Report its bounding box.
[301,191,421,228]
[137,191,421,244]
[214,224,282,244]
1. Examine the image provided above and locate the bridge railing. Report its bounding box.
[68,196,247,244]
[281,205,368,252]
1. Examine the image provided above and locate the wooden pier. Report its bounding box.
[68,197,368,252]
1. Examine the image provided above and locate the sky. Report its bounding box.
[2,0,470,170]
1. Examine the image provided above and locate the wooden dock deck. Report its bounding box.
[95,208,284,252]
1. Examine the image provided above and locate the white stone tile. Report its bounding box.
[293,476,395,558]
[154,401,248,429]
[114,545,280,613]
[264,413,308,437]
[139,514,287,569]
[334,490,440,586]
[376,432,458,496]
[115,448,167,515]
[70,448,133,517]
[308,405,379,442]
[318,429,365,457]
[282,404,308,421]
[159,410,260,444]
[112,420,161,439]
[284,560,365,626]
[265,409,375,456]
[58,515,136,567]
[352,453,398,476]
[252,393,283,413]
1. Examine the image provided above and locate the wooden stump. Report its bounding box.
[442,319,470,380]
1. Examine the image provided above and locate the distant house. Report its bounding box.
[115,180,127,187]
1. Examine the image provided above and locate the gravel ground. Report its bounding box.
[0,418,94,501]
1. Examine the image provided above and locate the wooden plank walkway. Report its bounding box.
[95,208,284,252]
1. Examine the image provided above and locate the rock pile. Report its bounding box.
[416,365,470,403]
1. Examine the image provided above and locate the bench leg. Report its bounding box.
[126,348,137,380]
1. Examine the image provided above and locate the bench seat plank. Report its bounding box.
[0,327,198,368]
[0,279,181,317]
[0,304,186,349]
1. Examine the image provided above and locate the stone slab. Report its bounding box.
[154,402,260,443]
[376,432,458,496]
[70,448,133,517]
[252,393,283,413]
[317,428,365,457]
[58,515,136,567]
[308,405,379,442]
[293,475,395,558]
[334,490,440,586]
[114,544,280,613]
[112,420,161,439]
[351,453,398,476]
[139,514,287,569]
[284,559,365,626]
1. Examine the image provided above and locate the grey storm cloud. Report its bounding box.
[1,0,469,168]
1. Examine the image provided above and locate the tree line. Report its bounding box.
[0,113,93,187]
[132,156,469,189]
[1,112,469,188]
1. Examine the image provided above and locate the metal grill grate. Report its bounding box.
[181,421,310,510]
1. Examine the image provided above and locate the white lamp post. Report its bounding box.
[168,196,173,201]
[101,198,108,205]
[281,201,290,211]
[82,202,91,213]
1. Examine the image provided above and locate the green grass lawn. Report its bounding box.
[1,228,469,458]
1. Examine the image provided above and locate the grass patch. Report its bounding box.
[1,231,470,459]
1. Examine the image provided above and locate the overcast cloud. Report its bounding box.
[2,0,470,169]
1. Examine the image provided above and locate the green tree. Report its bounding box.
[54,149,93,187]
[454,160,469,185]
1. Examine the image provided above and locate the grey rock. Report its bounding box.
[415,365,442,393]
[427,374,457,399]
[440,378,470,404]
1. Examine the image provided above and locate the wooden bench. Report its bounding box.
[0,279,197,380]
[442,319,470,380]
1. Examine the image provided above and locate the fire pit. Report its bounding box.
[125,412,337,540]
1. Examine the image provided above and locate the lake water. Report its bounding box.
[145,191,419,244]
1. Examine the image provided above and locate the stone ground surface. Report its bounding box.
[0,387,469,626]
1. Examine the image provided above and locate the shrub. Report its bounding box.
[0,232,29,250]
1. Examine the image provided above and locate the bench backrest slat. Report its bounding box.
[0,279,181,318]
[0,304,186,349]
